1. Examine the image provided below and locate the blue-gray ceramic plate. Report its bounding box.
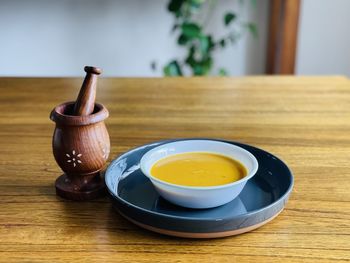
[105,139,293,238]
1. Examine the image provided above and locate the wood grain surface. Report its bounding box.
[0,77,349,262]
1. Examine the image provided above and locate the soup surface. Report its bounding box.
[150,152,247,187]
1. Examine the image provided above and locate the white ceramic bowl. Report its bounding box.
[140,140,259,209]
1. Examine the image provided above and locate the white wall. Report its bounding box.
[0,0,269,77]
[296,0,350,76]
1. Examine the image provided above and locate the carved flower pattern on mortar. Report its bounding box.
[102,147,109,160]
[66,150,82,167]
[99,141,109,160]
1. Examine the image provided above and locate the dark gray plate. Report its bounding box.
[105,139,293,238]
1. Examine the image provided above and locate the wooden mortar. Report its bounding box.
[50,66,110,200]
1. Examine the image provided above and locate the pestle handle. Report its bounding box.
[73,66,102,116]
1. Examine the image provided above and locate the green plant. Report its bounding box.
[158,0,257,76]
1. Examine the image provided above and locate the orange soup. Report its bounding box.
[150,152,247,187]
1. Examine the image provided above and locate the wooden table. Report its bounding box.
[0,77,349,262]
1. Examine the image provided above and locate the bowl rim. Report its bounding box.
[140,139,259,190]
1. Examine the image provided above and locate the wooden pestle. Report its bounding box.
[73,66,102,116]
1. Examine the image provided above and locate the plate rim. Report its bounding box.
[105,138,294,222]
[118,208,284,238]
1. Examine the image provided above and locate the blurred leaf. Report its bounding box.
[168,0,185,12]
[182,23,201,38]
[185,46,196,67]
[193,64,204,75]
[208,36,215,49]
[202,56,213,74]
[199,35,209,54]
[218,68,228,76]
[172,24,180,32]
[191,0,206,4]
[219,39,226,48]
[178,34,189,45]
[189,0,201,8]
[163,60,183,76]
[193,57,212,76]
[189,0,206,9]
[150,61,157,71]
[224,12,236,26]
[246,23,258,38]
